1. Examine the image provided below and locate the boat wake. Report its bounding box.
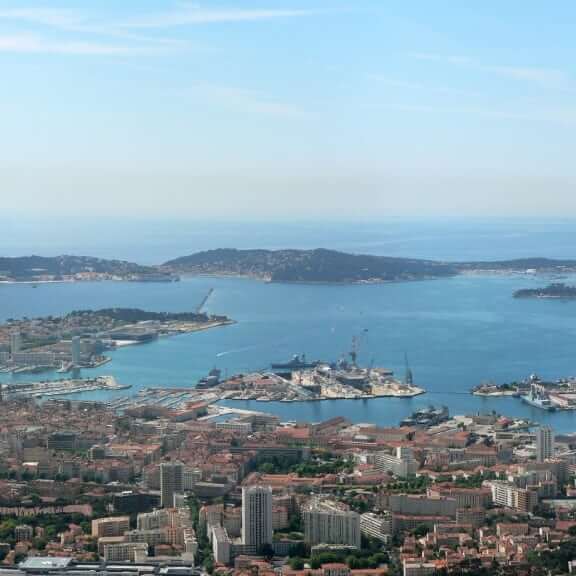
[216,345,260,358]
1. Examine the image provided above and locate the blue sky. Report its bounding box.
[1,1,575,219]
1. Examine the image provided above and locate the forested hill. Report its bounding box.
[164,249,576,283]
[0,255,154,281]
[164,248,457,282]
[4,251,576,284]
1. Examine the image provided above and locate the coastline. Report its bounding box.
[176,269,572,286]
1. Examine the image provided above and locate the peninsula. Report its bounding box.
[163,248,576,284]
[3,250,576,285]
[0,255,178,283]
[0,307,233,374]
[513,282,576,299]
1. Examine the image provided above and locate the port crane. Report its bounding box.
[349,329,369,367]
[404,353,413,385]
[195,288,214,314]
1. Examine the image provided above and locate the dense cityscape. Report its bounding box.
[1,387,576,576]
[2,0,575,575]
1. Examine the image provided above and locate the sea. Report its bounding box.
[2,218,576,432]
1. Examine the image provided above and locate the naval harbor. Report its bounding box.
[472,374,576,411]
[104,344,424,417]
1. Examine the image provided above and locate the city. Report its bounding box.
[2,1,575,575]
[1,395,575,575]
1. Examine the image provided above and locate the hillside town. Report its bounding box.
[1,398,576,576]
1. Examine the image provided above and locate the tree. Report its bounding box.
[203,557,214,575]
[289,557,304,570]
[258,542,274,561]
[413,524,429,538]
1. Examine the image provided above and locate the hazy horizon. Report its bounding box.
[2,217,576,265]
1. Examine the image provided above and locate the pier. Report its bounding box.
[1,376,129,400]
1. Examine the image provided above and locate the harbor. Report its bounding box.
[198,345,425,403]
[99,347,426,418]
[472,374,576,411]
[0,375,130,400]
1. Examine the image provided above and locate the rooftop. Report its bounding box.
[20,558,72,570]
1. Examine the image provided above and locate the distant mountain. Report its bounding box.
[0,255,164,282]
[4,251,576,285]
[163,248,457,283]
[164,249,576,284]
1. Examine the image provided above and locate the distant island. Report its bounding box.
[3,250,576,285]
[163,248,576,284]
[513,283,576,300]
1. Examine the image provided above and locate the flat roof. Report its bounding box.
[20,558,72,570]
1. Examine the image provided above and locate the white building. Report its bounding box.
[303,500,361,548]
[360,512,392,544]
[10,331,21,356]
[403,561,438,576]
[241,485,273,548]
[373,447,418,478]
[103,542,148,562]
[71,336,82,365]
[212,526,231,565]
[485,480,538,513]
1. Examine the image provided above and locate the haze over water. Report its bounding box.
[2,219,576,431]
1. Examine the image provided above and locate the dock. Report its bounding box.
[1,376,130,399]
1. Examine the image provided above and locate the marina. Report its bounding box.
[0,375,129,400]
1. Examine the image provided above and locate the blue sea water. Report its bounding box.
[1,219,576,431]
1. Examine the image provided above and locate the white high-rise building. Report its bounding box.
[160,461,183,508]
[71,336,82,366]
[10,331,21,357]
[241,485,273,548]
[536,426,554,462]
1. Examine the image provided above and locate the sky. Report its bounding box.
[1,1,576,219]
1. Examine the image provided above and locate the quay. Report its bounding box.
[471,375,576,410]
[0,376,129,400]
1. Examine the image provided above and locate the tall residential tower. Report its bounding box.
[160,461,183,508]
[241,485,273,549]
[536,426,554,462]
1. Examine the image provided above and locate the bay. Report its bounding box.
[2,271,576,432]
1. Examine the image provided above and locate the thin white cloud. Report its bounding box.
[118,7,316,29]
[411,52,473,66]
[371,102,576,126]
[486,65,569,87]
[0,5,315,30]
[366,73,481,97]
[191,83,303,117]
[0,8,190,48]
[0,8,81,28]
[410,52,571,89]
[0,5,315,56]
[0,34,148,55]
[366,74,424,90]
